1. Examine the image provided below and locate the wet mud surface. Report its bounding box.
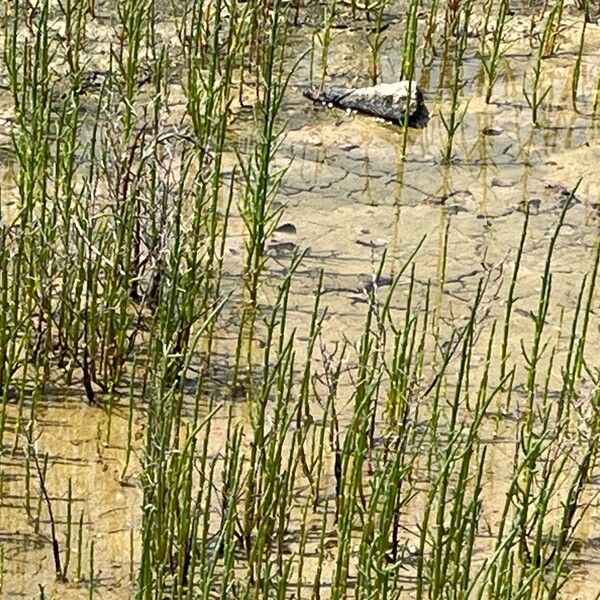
[2,1,600,597]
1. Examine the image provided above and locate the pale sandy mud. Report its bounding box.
[2,1,600,598]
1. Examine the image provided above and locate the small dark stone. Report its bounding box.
[482,127,503,136]
[491,177,515,188]
[274,222,297,235]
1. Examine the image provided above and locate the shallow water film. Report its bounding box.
[2,0,600,598]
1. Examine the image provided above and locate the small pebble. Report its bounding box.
[482,127,503,136]
[268,241,298,254]
[274,222,297,235]
[491,176,515,188]
[355,237,387,248]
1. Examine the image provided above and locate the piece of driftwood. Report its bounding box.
[302,81,428,127]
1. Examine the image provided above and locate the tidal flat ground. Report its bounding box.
[2,1,600,598]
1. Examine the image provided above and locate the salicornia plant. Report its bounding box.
[481,0,510,103]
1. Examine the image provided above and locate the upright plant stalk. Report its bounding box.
[440,0,472,162]
[524,3,558,125]
[571,15,587,111]
[400,0,420,159]
[482,0,510,103]
[240,1,295,305]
